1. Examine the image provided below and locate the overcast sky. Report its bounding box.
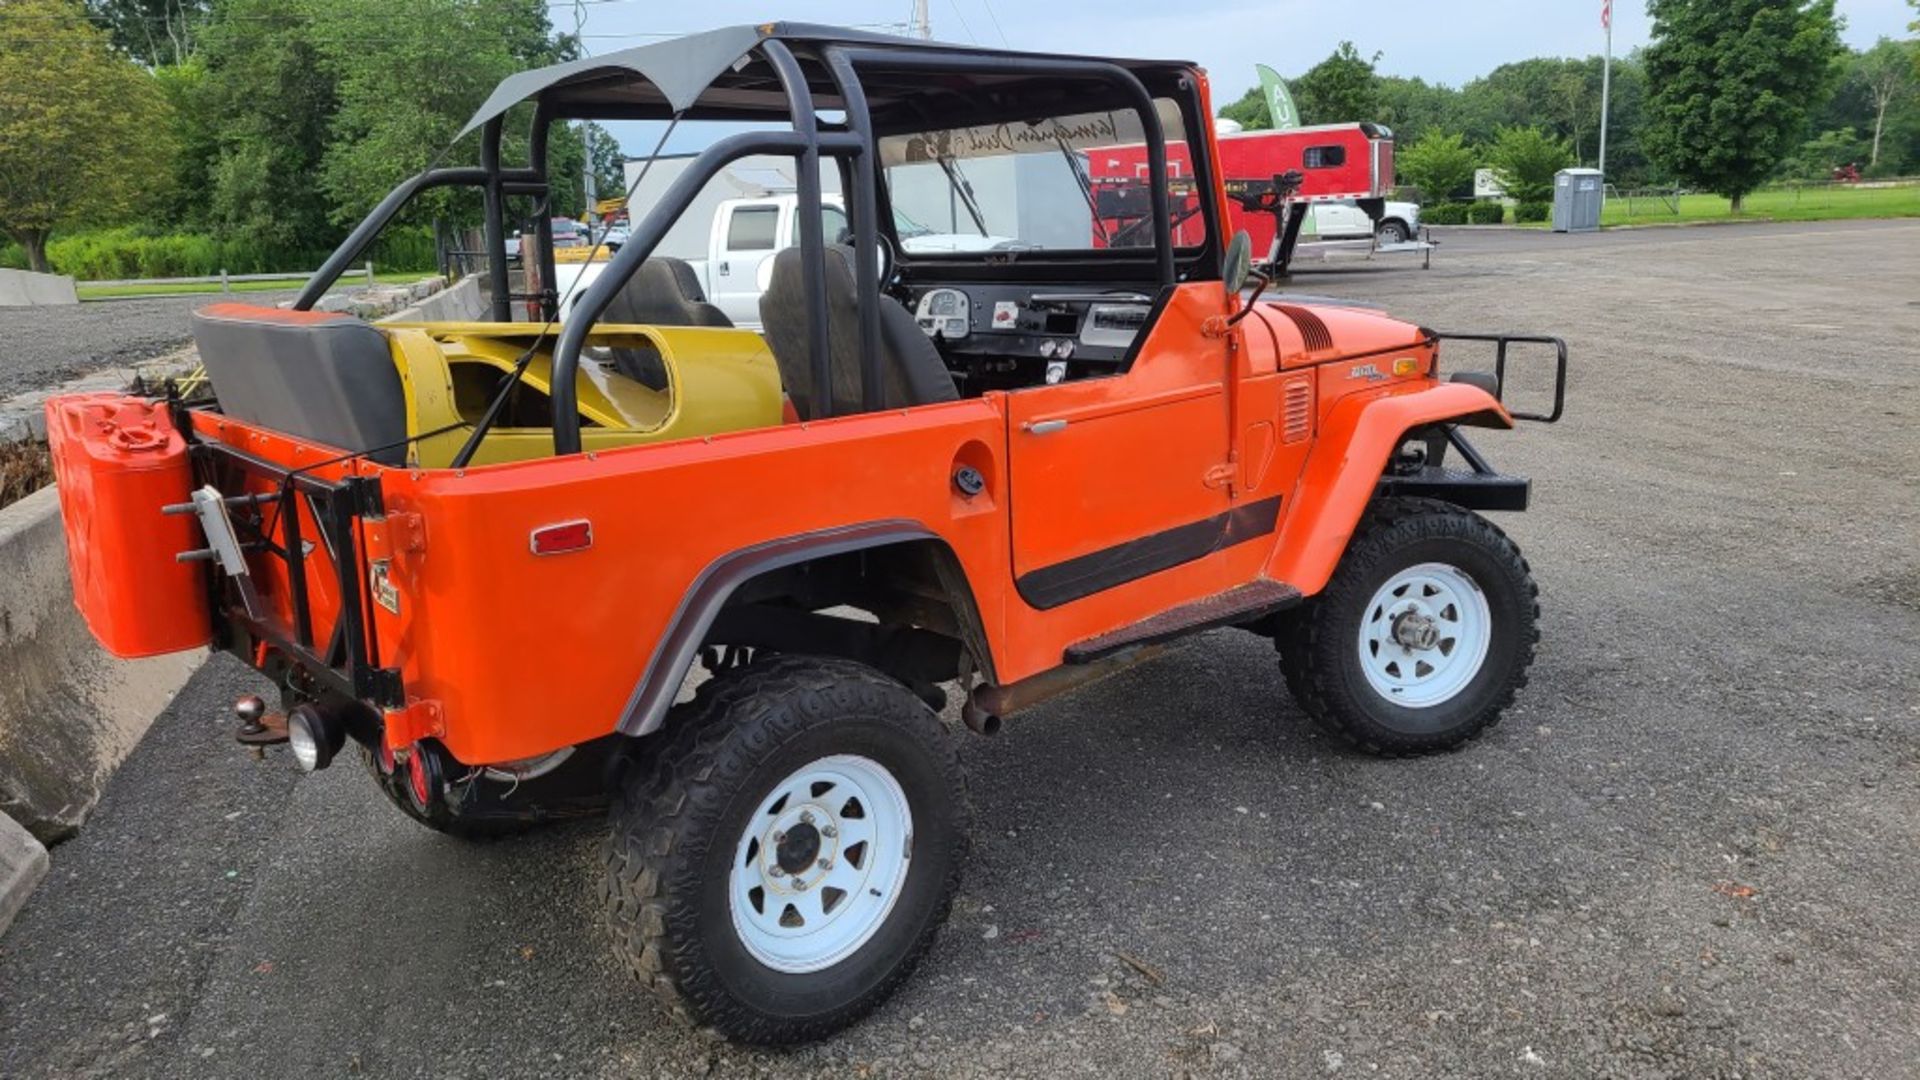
[552,0,1917,153]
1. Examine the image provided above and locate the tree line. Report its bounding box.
[0,0,623,275]
[4,1,1916,275]
[1218,0,1919,211]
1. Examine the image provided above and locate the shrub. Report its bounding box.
[370,228,438,273]
[1486,126,1575,204]
[1,440,55,511]
[1468,201,1506,225]
[1397,131,1478,203]
[1421,202,1470,225]
[1514,201,1551,223]
[35,225,439,280]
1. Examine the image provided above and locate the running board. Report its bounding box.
[1063,580,1304,664]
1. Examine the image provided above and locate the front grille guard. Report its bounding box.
[176,419,404,711]
[1431,332,1568,423]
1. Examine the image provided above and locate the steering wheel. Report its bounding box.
[832,225,900,296]
[875,230,900,294]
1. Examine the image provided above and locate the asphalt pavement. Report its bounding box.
[0,292,289,399]
[2,219,1917,1078]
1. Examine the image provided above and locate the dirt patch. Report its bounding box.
[0,440,54,510]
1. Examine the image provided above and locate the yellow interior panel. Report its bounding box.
[381,321,785,467]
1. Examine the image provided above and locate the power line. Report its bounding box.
[978,0,1009,47]
[943,0,977,44]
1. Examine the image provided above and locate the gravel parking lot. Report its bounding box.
[0,292,295,399]
[2,219,1916,1079]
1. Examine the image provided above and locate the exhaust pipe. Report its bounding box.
[961,700,1002,737]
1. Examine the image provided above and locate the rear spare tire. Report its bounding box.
[602,656,967,1044]
[1278,497,1538,754]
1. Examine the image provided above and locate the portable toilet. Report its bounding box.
[1552,168,1604,232]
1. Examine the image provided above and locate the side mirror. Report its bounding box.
[1221,229,1269,326]
[1222,229,1253,296]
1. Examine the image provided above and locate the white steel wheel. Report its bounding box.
[729,754,913,975]
[1356,561,1492,708]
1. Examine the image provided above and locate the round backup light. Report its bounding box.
[1038,338,1059,359]
[286,703,345,773]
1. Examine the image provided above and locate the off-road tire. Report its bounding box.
[1277,497,1538,755]
[359,746,539,841]
[601,655,967,1044]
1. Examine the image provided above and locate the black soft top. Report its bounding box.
[458,22,1197,137]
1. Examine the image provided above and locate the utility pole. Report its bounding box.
[1598,0,1613,178]
[575,2,596,235]
[912,0,931,40]
[584,125,598,233]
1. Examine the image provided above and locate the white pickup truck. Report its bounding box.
[555,193,1015,326]
[1303,198,1423,244]
[555,195,845,326]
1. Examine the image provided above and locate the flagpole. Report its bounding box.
[1598,1,1613,178]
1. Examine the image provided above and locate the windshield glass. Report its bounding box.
[879,97,1200,254]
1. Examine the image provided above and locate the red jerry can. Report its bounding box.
[43,394,211,658]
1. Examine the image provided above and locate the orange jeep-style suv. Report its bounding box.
[46,24,1566,1044]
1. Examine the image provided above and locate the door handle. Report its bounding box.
[1023,419,1069,435]
[718,260,730,275]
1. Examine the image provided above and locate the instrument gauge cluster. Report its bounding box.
[914,288,971,339]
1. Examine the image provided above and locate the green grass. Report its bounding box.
[77,271,437,301]
[1518,181,1920,228]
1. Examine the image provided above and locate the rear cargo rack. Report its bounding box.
[179,416,405,710]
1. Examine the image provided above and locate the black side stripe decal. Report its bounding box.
[1014,495,1282,611]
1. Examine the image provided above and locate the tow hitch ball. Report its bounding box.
[234,695,268,737]
[232,694,287,759]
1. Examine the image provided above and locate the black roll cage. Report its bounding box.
[291,30,1203,457]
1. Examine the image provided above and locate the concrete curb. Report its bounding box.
[0,268,78,307]
[0,486,205,843]
[0,274,477,843]
[0,344,200,445]
[381,275,483,323]
[0,808,49,937]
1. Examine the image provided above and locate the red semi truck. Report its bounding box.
[1092,122,1398,269]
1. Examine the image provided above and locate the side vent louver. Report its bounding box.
[1272,303,1334,353]
[1283,376,1312,443]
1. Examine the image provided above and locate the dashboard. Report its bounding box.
[906,284,1155,392]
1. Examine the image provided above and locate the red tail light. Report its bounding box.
[529,519,592,556]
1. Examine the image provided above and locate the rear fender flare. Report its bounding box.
[1267,382,1511,596]
[616,521,986,737]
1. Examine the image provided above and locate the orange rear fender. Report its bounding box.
[1266,381,1511,596]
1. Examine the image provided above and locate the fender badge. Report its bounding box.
[1349,362,1387,382]
[369,560,400,615]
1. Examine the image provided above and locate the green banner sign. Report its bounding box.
[1256,64,1300,130]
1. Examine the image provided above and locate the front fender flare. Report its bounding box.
[616,520,954,738]
[1266,381,1511,596]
